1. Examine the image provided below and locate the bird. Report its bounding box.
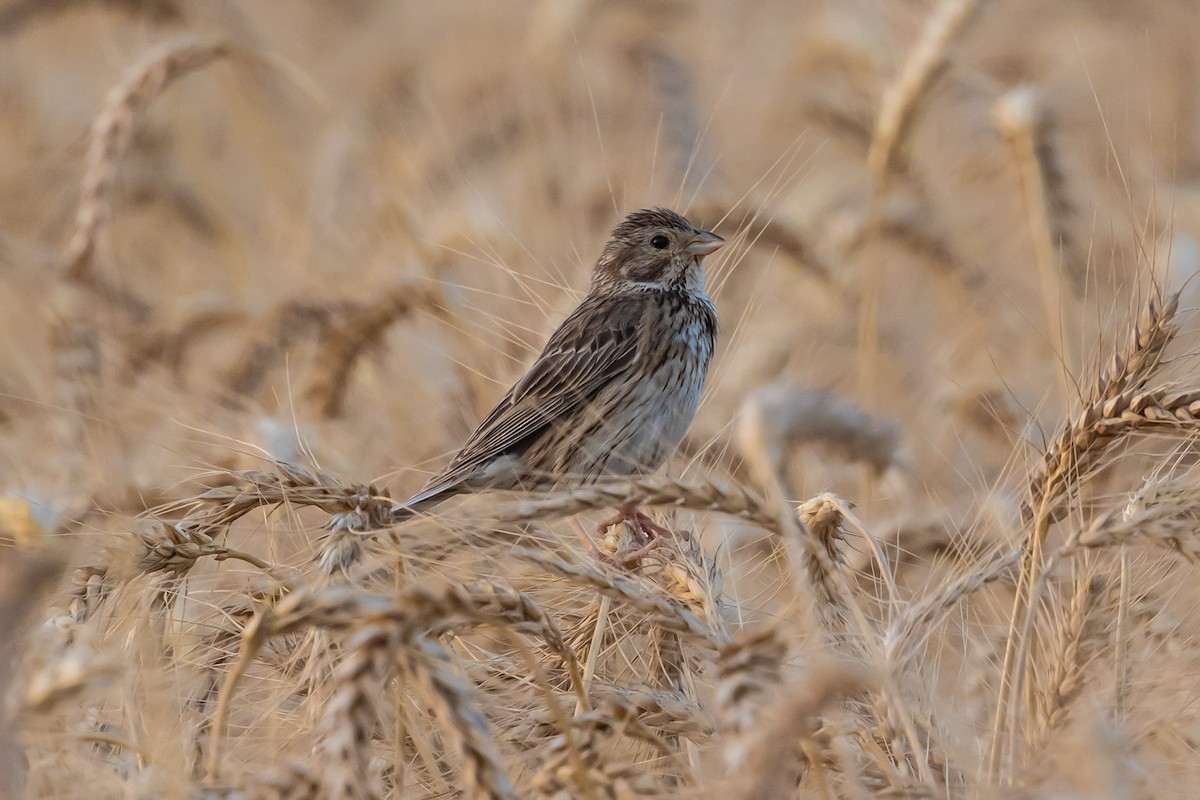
[394,207,723,551]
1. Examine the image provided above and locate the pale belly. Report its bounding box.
[528,316,713,483]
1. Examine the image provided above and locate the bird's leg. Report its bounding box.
[595,504,648,543]
[569,516,618,566]
[596,505,689,545]
[629,509,690,542]
[611,535,664,566]
[584,505,662,566]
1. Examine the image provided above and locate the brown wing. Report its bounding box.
[411,292,645,501]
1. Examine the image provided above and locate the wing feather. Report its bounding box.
[418,292,644,494]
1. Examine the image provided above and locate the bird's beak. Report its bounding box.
[685,229,725,256]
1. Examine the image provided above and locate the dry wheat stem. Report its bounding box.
[772,491,937,786]
[1024,291,1180,525]
[716,625,787,772]
[176,461,394,531]
[778,493,874,651]
[867,0,983,183]
[405,636,517,800]
[990,291,1180,778]
[884,548,1020,675]
[516,549,723,647]
[304,283,446,418]
[1067,474,1200,558]
[1017,379,1200,641]
[576,593,611,717]
[993,86,1075,399]
[587,687,712,740]
[58,35,325,321]
[1114,549,1132,718]
[311,625,516,800]
[60,37,232,303]
[495,476,781,534]
[801,492,899,608]
[504,630,596,798]
[318,623,391,800]
[735,384,905,498]
[858,0,984,402]
[137,519,287,579]
[62,564,111,627]
[1007,472,1200,770]
[1030,570,1108,751]
[1006,380,1198,739]
[205,578,579,782]
[731,661,870,800]
[800,496,855,639]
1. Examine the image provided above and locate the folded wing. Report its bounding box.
[399,292,645,508]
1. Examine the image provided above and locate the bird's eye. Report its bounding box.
[650,234,669,250]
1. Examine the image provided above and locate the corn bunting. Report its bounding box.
[394,208,723,550]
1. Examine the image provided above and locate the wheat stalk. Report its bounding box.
[857,0,985,401]
[1025,292,1180,524]
[994,86,1082,289]
[495,476,781,534]
[206,578,580,781]
[316,623,391,800]
[715,625,787,772]
[731,661,869,800]
[993,86,1079,392]
[884,548,1020,675]
[167,461,394,531]
[59,36,232,311]
[136,519,282,578]
[735,384,906,501]
[990,291,1182,776]
[1030,570,1109,750]
[867,0,984,183]
[304,283,446,418]
[798,493,854,638]
[516,548,723,648]
[1065,474,1200,559]
[1002,469,1200,774]
[405,636,517,800]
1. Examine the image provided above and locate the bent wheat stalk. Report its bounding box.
[990,291,1181,778]
[60,36,234,314]
[205,579,579,781]
[496,477,780,534]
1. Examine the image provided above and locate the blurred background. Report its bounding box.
[4,1,1200,796]
[2,1,1199,524]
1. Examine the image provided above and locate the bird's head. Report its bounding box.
[592,208,724,293]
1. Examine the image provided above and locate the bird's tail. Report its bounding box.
[389,480,462,521]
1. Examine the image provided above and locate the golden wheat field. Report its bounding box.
[5,0,1200,797]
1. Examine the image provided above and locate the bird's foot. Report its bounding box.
[591,506,688,566]
[585,534,663,569]
[627,509,690,543]
[597,506,688,542]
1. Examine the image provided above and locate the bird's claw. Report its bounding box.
[596,506,684,544]
[585,506,686,567]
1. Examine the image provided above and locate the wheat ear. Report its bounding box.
[60,36,232,313]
